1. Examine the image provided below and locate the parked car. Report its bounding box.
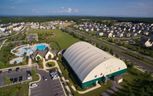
[42,76,47,81]
[26,70,32,80]
[26,70,32,75]
[16,67,20,71]
[49,71,59,80]
[27,75,32,80]
[0,70,2,74]
[13,77,18,83]
[30,83,38,88]
[19,76,23,81]
[8,69,12,73]
[10,78,13,82]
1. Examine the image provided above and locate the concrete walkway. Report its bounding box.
[0,39,7,51]
[71,84,101,94]
[0,64,37,71]
[28,73,41,96]
[28,57,32,67]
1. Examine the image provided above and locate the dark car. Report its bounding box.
[26,71,32,80]
[0,70,2,74]
[13,78,18,83]
[8,69,12,73]
[42,76,47,81]
[16,67,20,71]
[10,78,13,82]
[26,70,32,76]
[19,76,23,81]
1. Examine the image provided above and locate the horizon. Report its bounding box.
[0,0,153,18]
[1,15,153,19]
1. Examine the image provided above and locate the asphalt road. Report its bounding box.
[30,70,65,96]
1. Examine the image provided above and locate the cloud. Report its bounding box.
[31,7,79,15]
[57,7,79,13]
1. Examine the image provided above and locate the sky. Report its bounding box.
[0,0,153,17]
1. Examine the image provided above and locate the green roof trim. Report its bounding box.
[82,68,127,88]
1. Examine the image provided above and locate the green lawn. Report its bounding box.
[28,29,79,50]
[0,43,15,68]
[46,61,55,67]
[0,43,28,69]
[0,82,29,96]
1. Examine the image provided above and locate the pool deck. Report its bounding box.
[10,43,50,65]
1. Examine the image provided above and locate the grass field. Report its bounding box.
[0,82,29,96]
[0,43,16,68]
[28,29,79,50]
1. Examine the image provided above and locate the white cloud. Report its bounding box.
[66,8,72,13]
[57,7,79,13]
[31,7,79,15]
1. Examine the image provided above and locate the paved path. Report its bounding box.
[0,39,7,51]
[71,84,101,94]
[28,57,32,67]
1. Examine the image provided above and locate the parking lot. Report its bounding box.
[30,70,65,96]
[0,67,33,86]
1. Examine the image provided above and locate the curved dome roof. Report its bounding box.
[63,41,127,83]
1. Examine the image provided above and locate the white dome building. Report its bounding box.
[63,41,127,88]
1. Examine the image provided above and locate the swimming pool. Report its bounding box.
[35,44,47,51]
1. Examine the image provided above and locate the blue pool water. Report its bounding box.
[36,44,47,51]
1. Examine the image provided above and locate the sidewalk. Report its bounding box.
[0,64,37,71]
[71,84,101,94]
[28,57,32,67]
[0,39,7,51]
[28,73,41,96]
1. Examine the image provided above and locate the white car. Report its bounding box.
[52,75,59,80]
[30,83,38,88]
[50,72,59,80]
[27,76,32,80]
